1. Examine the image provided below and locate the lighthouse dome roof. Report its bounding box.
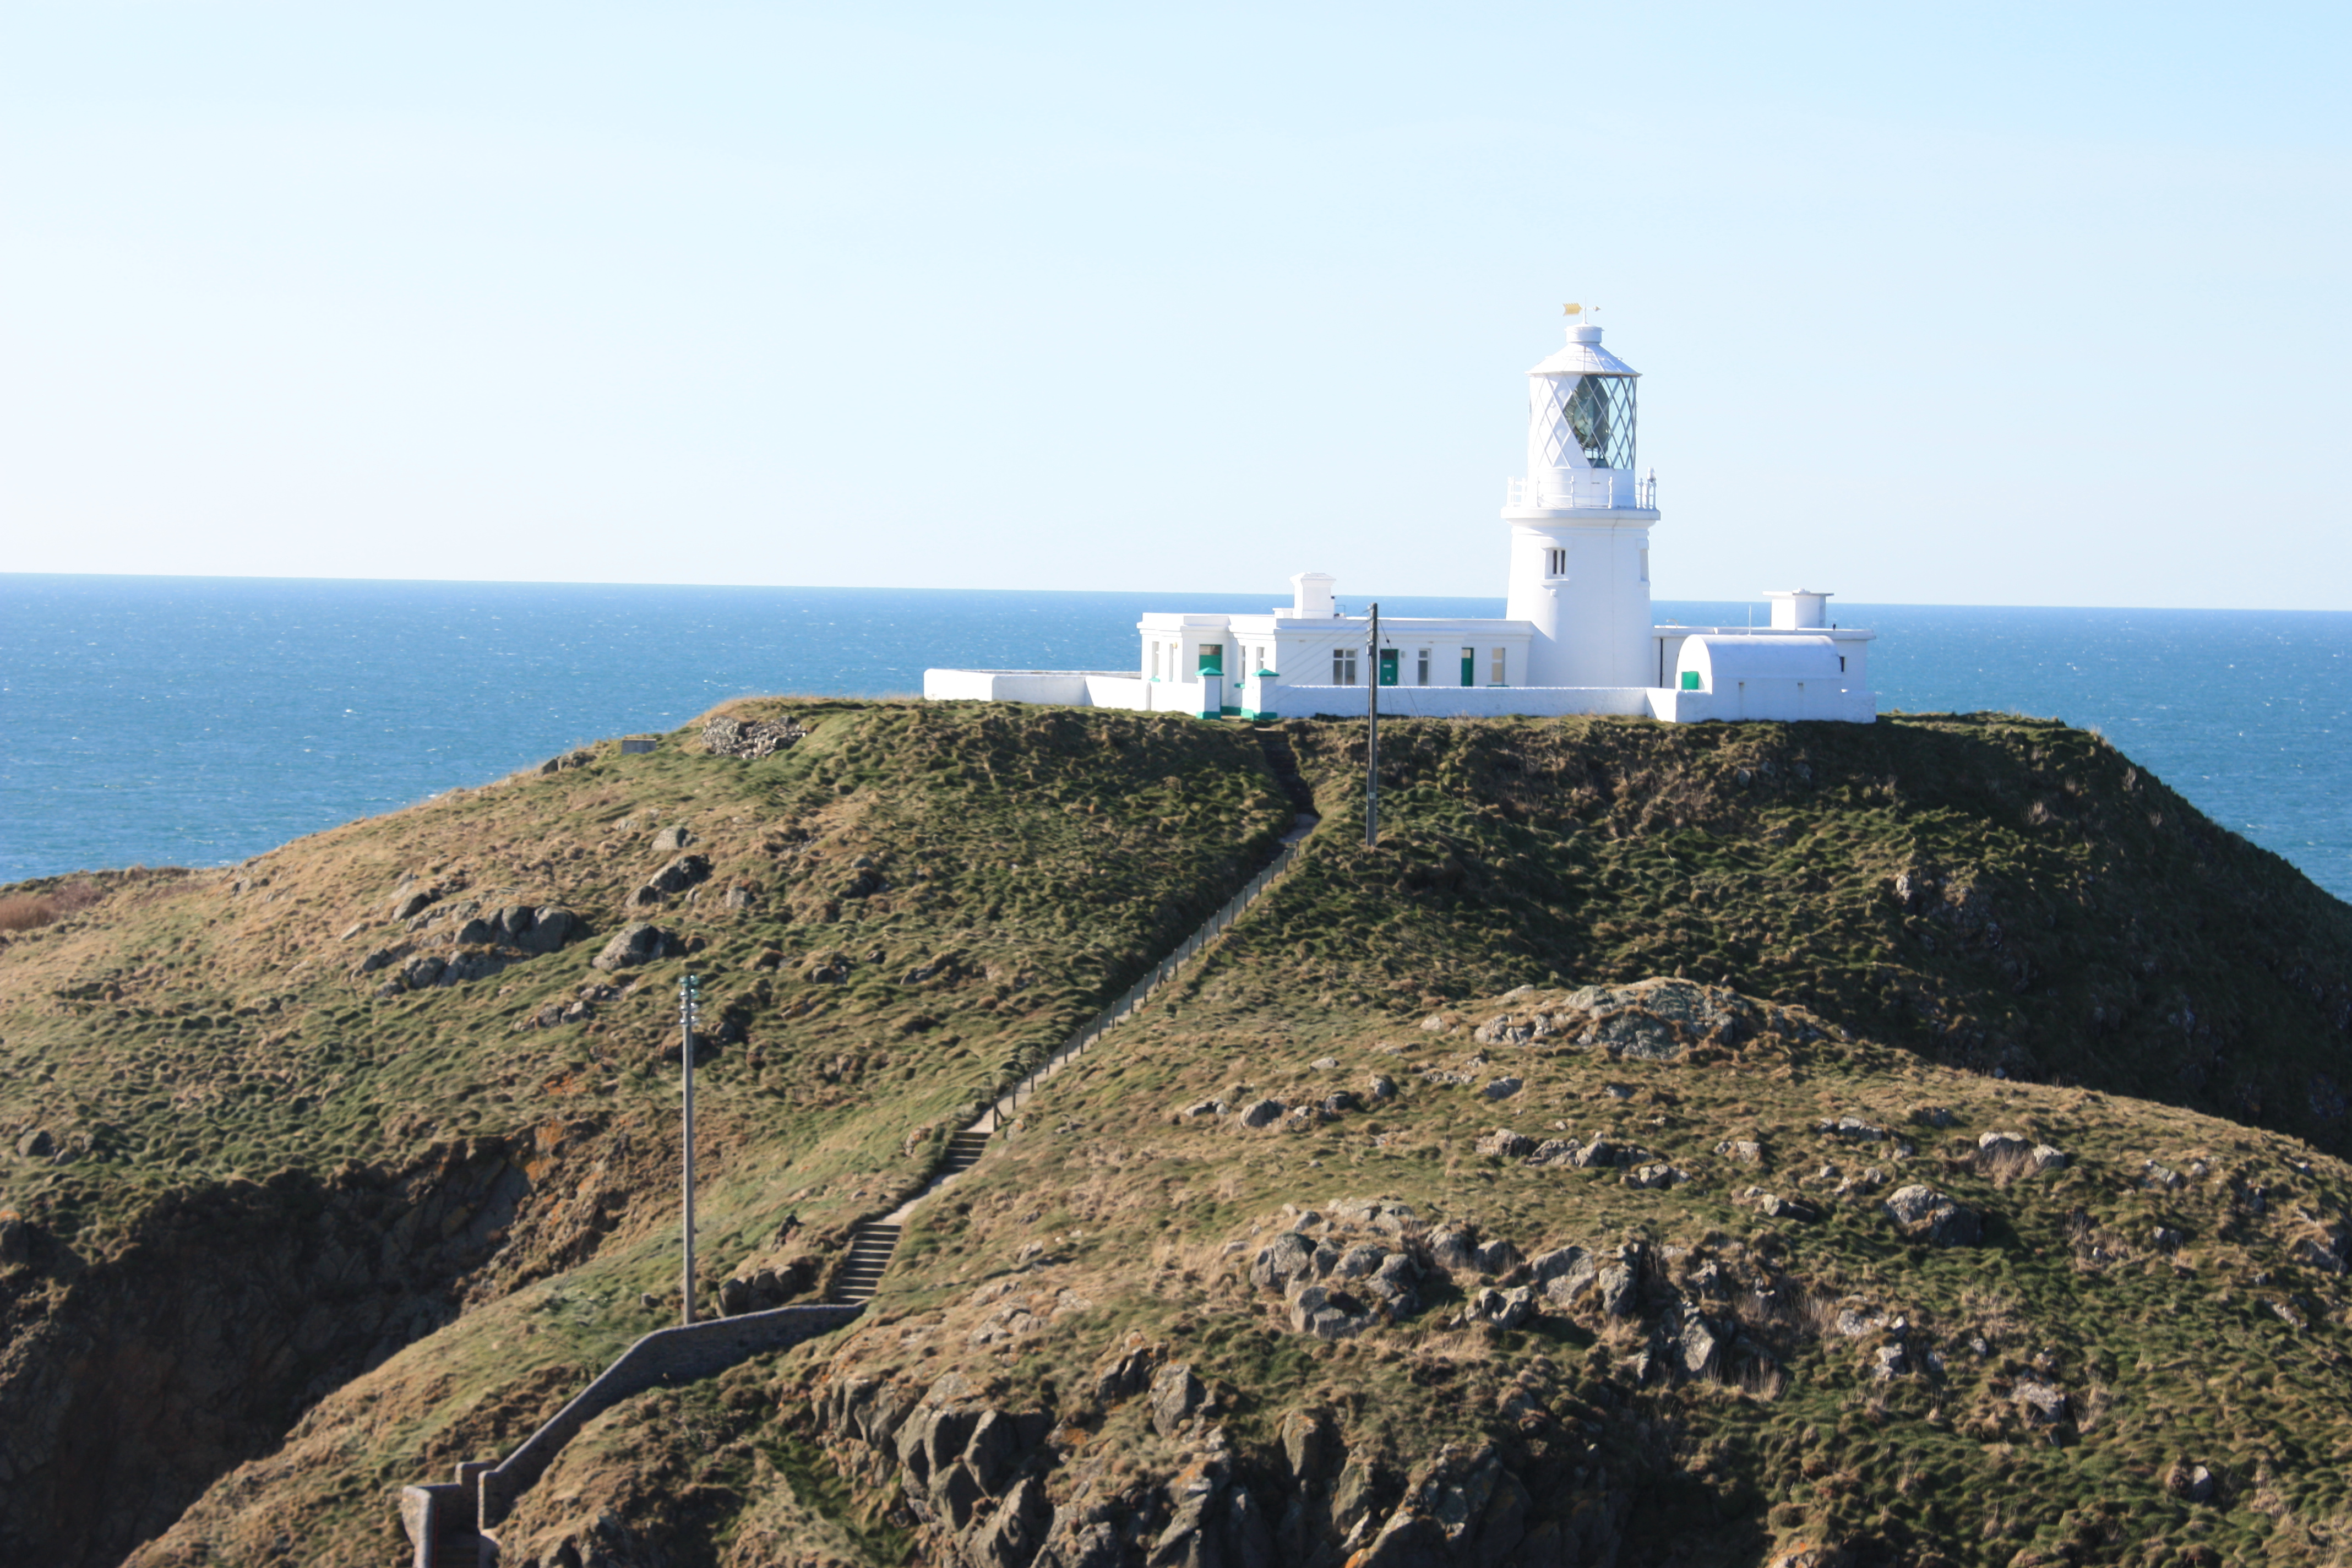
[1530,324,1638,379]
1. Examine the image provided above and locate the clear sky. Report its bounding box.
[4,2,2346,607]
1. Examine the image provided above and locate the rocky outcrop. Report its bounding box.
[0,1135,593,1568]
[593,922,683,971]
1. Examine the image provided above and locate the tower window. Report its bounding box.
[1416,648,1430,685]
[1332,647,1358,685]
[1639,548,1649,583]
[1545,548,1566,576]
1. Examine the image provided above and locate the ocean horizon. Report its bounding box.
[3,573,2346,902]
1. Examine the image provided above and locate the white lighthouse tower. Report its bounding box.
[1503,307,1659,689]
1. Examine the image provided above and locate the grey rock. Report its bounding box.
[1251,1231,1315,1291]
[1481,1076,1524,1101]
[2011,1379,2068,1424]
[1682,1315,1727,1378]
[1977,1129,2034,1161]
[1528,1137,1581,1165]
[1429,1228,1479,1272]
[1365,1074,1398,1101]
[963,1408,1023,1495]
[388,889,435,921]
[1624,1163,1680,1190]
[2031,1144,2068,1172]
[1759,1193,1822,1223]
[1093,1341,1157,1403]
[969,1474,1052,1568]
[718,1277,753,1315]
[932,1460,984,1531]
[651,825,695,851]
[1473,1238,1523,1277]
[1368,1252,1419,1314]
[357,947,397,974]
[15,1128,53,1160]
[1311,1057,1341,1070]
[1883,1184,1984,1246]
[1469,1284,1536,1329]
[437,951,505,987]
[1148,1362,1206,1436]
[1335,1243,1388,1280]
[1279,1409,1329,1485]
[1822,1114,1886,1140]
[1870,1343,1908,1380]
[592,922,678,970]
[1718,1139,1765,1164]
[1322,1091,1359,1116]
[1529,1245,1588,1288]
[401,954,445,989]
[1595,1262,1637,1316]
[1237,1098,1284,1129]
[454,916,496,946]
[1475,1128,1534,1158]
[0,1216,28,1264]
[647,853,712,895]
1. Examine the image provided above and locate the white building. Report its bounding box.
[926,311,1876,725]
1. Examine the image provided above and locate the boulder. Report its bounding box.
[963,1408,1023,1495]
[1250,1232,1315,1291]
[388,889,435,921]
[1368,1253,1420,1315]
[1481,1076,1524,1101]
[1883,1184,1984,1246]
[357,947,397,974]
[968,1474,1052,1568]
[647,854,713,895]
[401,955,445,989]
[2011,1379,2068,1424]
[593,923,679,970]
[1322,1092,1359,1117]
[718,1277,753,1315]
[1237,1099,1284,1129]
[15,1128,53,1160]
[1595,1262,1637,1316]
[1474,1238,1523,1276]
[1759,1194,1822,1223]
[1365,1074,1398,1101]
[651,825,695,851]
[1476,1128,1534,1158]
[1148,1362,1206,1436]
[1335,1243,1388,1280]
[1468,1285,1537,1329]
[1428,1229,1479,1272]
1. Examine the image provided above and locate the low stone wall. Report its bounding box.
[478,1303,862,1526]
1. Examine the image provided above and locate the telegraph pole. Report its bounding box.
[679,972,699,1325]
[1365,602,1380,849]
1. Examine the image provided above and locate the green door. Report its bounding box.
[1377,649,1399,687]
[1196,644,1223,677]
[1459,648,1475,687]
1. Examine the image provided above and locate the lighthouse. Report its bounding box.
[1503,308,1659,689]
[926,304,1878,725]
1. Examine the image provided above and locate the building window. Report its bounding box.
[1333,647,1358,684]
[1416,648,1430,685]
[1489,647,1507,685]
[1545,547,1566,577]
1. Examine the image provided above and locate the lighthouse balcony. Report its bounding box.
[1506,472,1657,511]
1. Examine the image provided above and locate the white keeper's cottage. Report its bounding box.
[926,309,1876,724]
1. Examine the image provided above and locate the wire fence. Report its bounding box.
[982,822,1316,1128]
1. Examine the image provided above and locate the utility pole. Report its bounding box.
[1365,602,1380,849]
[679,972,699,1325]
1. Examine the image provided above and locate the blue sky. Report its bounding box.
[3,2,2347,606]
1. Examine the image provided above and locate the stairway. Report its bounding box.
[940,1128,991,1175]
[1253,727,1317,814]
[424,1518,481,1568]
[830,1223,902,1305]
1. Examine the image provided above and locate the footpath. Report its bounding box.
[400,729,1320,1567]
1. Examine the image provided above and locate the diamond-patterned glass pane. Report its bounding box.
[1533,374,1638,471]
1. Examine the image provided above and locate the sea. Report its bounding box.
[3,575,2346,904]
